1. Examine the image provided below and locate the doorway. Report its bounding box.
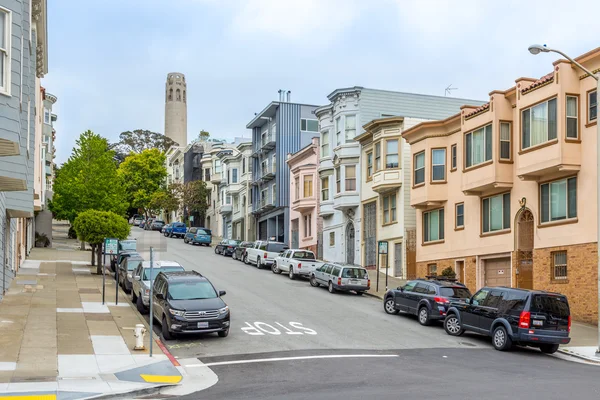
[516,209,534,289]
[346,222,355,264]
[455,260,465,284]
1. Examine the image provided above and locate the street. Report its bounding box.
[131,229,600,399]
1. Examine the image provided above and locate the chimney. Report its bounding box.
[286,90,291,102]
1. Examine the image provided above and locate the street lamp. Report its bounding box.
[529,44,600,355]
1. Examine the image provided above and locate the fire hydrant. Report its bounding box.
[134,324,147,350]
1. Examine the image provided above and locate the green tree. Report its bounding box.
[180,180,210,225]
[119,149,167,218]
[199,130,210,141]
[114,129,177,155]
[148,183,181,221]
[73,210,130,273]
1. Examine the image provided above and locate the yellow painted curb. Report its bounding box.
[140,374,182,384]
[0,395,56,400]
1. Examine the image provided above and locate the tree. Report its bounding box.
[73,210,130,273]
[118,149,167,218]
[180,180,210,225]
[148,184,181,221]
[114,129,178,155]
[199,130,210,141]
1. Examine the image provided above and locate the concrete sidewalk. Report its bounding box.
[366,271,406,299]
[0,247,183,399]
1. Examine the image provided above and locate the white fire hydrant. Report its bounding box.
[134,324,147,350]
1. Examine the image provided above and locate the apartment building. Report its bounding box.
[247,93,319,243]
[0,0,48,298]
[228,142,253,241]
[401,48,600,323]
[317,87,482,265]
[165,145,185,222]
[287,137,320,254]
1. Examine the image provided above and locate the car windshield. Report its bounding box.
[293,251,315,260]
[173,223,185,227]
[143,266,184,280]
[241,242,253,248]
[168,281,217,300]
[197,229,211,235]
[440,287,471,298]
[227,240,241,245]
[119,241,137,251]
[342,268,368,279]
[530,294,570,318]
[266,243,288,252]
[154,220,164,224]
[126,260,141,271]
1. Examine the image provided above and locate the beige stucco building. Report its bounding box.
[402,47,600,323]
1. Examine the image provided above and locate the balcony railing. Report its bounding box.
[261,132,276,152]
[261,164,276,182]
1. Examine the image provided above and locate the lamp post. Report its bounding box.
[528,44,600,354]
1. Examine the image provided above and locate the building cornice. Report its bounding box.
[32,0,48,77]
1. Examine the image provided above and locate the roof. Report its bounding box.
[161,271,204,280]
[246,101,322,129]
[521,72,554,94]
[141,260,183,269]
[464,102,490,119]
[326,262,366,268]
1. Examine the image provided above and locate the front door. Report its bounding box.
[346,222,355,265]
[517,209,534,289]
[291,219,299,249]
[363,202,376,268]
[394,243,403,277]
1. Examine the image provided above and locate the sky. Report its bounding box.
[44,0,600,164]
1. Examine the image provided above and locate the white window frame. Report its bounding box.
[303,174,313,198]
[552,251,568,280]
[345,115,356,141]
[431,148,446,182]
[566,95,578,139]
[455,203,464,229]
[304,213,312,238]
[295,176,300,201]
[345,165,356,192]
[336,166,341,194]
[321,177,329,201]
[0,7,11,96]
[321,131,330,157]
[335,117,341,145]
[385,139,399,169]
[382,193,397,224]
[301,118,319,132]
[231,168,238,184]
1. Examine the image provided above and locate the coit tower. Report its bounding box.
[164,72,187,147]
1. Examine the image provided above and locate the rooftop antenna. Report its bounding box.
[445,84,458,96]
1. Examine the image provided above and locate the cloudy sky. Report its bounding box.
[44,0,600,164]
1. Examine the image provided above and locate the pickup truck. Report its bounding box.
[245,241,289,269]
[272,249,324,280]
[166,222,187,238]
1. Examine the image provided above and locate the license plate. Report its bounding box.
[350,279,358,284]
[197,322,209,328]
[533,320,543,326]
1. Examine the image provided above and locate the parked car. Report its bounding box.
[272,249,323,280]
[129,214,140,224]
[242,241,259,264]
[215,239,242,256]
[383,279,472,326]
[310,263,370,295]
[109,239,137,270]
[184,227,198,243]
[232,241,254,261]
[144,218,155,231]
[190,228,212,246]
[151,220,165,231]
[131,260,185,313]
[443,287,571,353]
[111,251,140,273]
[169,222,187,238]
[117,256,144,293]
[245,241,289,269]
[152,270,230,340]
[139,220,146,229]
[162,223,171,234]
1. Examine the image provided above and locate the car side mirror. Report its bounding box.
[398,286,404,292]
[219,290,226,297]
[134,276,140,281]
[465,298,471,304]
[156,293,164,300]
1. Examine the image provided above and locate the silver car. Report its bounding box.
[309,263,370,295]
[131,260,185,313]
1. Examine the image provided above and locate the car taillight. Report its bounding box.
[228,246,233,250]
[367,279,371,288]
[297,263,301,269]
[434,297,449,305]
[337,277,342,286]
[568,315,571,333]
[519,311,531,328]
[264,252,268,258]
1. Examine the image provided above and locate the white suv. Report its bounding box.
[245,241,289,269]
[131,260,184,313]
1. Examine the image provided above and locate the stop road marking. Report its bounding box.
[241,321,317,336]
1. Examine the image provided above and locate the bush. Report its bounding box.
[441,267,456,279]
[68,226,77,239]
[35,232,50,247]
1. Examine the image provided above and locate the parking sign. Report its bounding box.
[104,238,119,255]
[378,240,388,255]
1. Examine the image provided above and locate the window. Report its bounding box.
[295,177,300,200]
[500,122,511,160]
[345,165,356,191]
[301,119,319,132]
[43,108,51,124]
[1,8,10,94]
[321,177,329,201]
[465,124,492,168]
[374,143,381,172]
[272,184,276,205]
[552,251,568,280]
[423,208,444,243]
[176,89,181,101]
[335,117,341,145]
[427,264,437,276]
[386,140,399,169]
[321,131,330,157]
[566,95,578,139]
[304,213,312,237]
[482,193,510,233]
[303,175,313,198]
[345,115,356,141]
[414,151,425,185]
[231,168,238,183]
[272,154,276,172]
[242,158,246,174]
[431,148,446,182]
[215,160,222,173]
[521,98,557,149]
[336,167,341,193]
[589,90,597,122]
[382,193,397,224]
[455,203,464,229]
[260,189,267,206]
[226,195,231,205]
[451,144,457,170]
[540,177,577,223]
[329,232,335,246]
[204,168,210,181]
[366,152,373,180]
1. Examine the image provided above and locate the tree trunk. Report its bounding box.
[80,240,86,251]
[96,245,103,275]
[90,244,96,266]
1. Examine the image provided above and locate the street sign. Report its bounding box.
[104,238,119,255]
[378,240,388,255]
[189,215,194,222]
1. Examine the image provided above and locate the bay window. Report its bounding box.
[386,140,399,168]
[321,131,330,157]
[540,177,577,223]
[295,177,300,200]
[455,203,464,229]
[231,168,238,183]
[482,193,510,233]
[521,98,557,149]
[500,122,511,160]
[414,151,425,185]
[431,148,446,182]
[335,117,341,145]
[321,177,329,201]
[374,143,381,172]
[589,90,597,122]
[382,193,397,224]
[451,144,457,170]
[303,175,313,198]
[0,8,10,94]
[366,152,373,180]
[336,167,341,193]
[345,165,356,191]
[566,95,578,139]
[423,208,444,243]
[465,124,492,168]
[345,115,356,141]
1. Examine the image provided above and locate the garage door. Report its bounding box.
[484,258,511,287]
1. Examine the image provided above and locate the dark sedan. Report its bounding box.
[151,220,165,231]
[232,241,254,261]
[215,239,242,256]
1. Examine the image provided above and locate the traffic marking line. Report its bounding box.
[189,354,399,367]
[0,396,56,400]
[140,374,183,383]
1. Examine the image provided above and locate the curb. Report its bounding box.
[558,349,600,365]
[88,384,173,400]
[155,338,181,367]
[365,292,384,300]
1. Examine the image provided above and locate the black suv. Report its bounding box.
[384,278,472,326]
[443,287,571,353]
[152,271,230,340]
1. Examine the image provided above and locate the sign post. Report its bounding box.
[377,241,389,293]
[149,246,154,357]
[104,238,119,305]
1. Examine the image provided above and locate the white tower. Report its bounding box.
[164,72,188,146]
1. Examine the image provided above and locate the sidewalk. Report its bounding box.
[366,271,406,299]
[557,322,600,364]
[0,247,183,399]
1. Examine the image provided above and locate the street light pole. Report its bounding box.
[528,44,600,354]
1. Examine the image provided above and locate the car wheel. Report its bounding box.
[272,262,280,274]
[132,291,137,303]
[218,329,229,338]
[169,233,174,238]
[232,252,237,261]
[243,254,248,264]
[161,316,173,341]
[328,281,336,294]
[310,275,319,287]
[539,344,560,354]
[256,257,262,269]
[492,326,512,351]
[384,297,399,314]
[288,267,295,280]
[136,294,147,314]
[444,314,464,336]
[418,306,431,326]
[184,238,188,243]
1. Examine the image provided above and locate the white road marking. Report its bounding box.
[241,321,317,336]
[189,354,399,367]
